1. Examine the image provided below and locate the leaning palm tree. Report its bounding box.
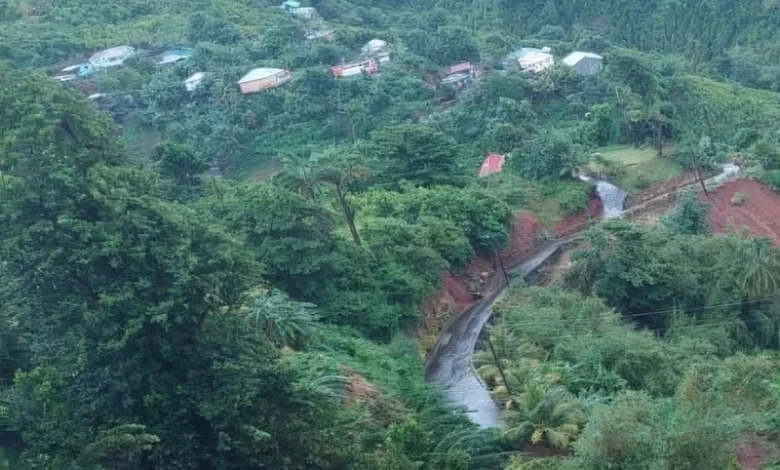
[246,289,319,348]
[272,156,367,246]
[504,385,583,450]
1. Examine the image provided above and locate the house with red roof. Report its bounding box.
[330,59,380,79]
[442,62,476,90]
[479,153,505,177]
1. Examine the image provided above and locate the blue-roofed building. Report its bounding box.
[281,0,300,11]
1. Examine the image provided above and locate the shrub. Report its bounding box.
[731,191,749,206]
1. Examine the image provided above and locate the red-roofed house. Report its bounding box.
[331,59,380,79]
[479,153,505,177]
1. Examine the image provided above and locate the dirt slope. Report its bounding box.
[705,179,780,244]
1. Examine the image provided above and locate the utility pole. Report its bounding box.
[487,334,511,397]
[691,151,709,196]
[495,249,509,287]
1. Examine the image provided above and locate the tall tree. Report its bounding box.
[363,125,464,188]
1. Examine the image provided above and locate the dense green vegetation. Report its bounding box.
[477,217,780,469]
[4,0,780,468]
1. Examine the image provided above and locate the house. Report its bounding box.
[447,62,473,76]
[158,48,193,66]
[89,46,136,69]
[518,50,554,73]
[57,63,93,78]
[441,61,475,89]
[238,68,292,94]
[331,59,379,79]
[502,47,552,73]
[361,39,389,59]
[280,0,300,11]
[185,72,207,91]
[305,29,336,42]
[479,153,506,177]
[280,1,318,19]
[562,51,603,75]
[53,74,78,82]
[292,6,318,20]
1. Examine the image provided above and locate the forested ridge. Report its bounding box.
[3,0,780,468]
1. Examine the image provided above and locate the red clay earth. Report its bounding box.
[554,194,604,237]
[705,179,780,245]
[423,206,594,329]
[422,212,545,329]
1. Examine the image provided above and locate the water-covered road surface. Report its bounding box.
[426,164,740,428]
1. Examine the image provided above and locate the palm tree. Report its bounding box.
[246,289,319,348]
[733,238,780,347]
[504,385,583,450]
[272,157,367,246]
[736,238,780,302]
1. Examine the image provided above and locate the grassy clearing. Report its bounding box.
[591,145,682,193]
[597,145,664,165]
[479,173,593,226]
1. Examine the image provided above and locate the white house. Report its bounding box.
[184,72,207,91]
[562,51,603,75]
[238,68,292,94]
[518,50,554,73]
[89,46,136,69]
[361,39,389,59]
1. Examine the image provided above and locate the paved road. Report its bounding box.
[424,239,573,427]
[425,164,741,428]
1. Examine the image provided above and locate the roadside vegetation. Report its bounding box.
[3,0,780,469]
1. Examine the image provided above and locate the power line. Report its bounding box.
[478,315,780,346]
[487,294,780,331]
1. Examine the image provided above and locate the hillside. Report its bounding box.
[3,1,780,469]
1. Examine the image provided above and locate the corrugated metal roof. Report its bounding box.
[185,72,206,83]
[447,62,472,75]
[562,51,603,66]
[90,46,134,62]
[479,154,506,177]
[238,68,287,84]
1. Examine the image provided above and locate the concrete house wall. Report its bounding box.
[572,57,603,75]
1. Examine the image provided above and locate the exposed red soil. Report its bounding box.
[736,441,764,470]
[705,179,780,245]
[422,212,545,330]
[499,212,545,266]
[733,434,780,470]
[421,272,477,330]
[422,209,588,331]
[554,194,604,237]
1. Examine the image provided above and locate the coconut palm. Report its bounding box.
[504,385,583,449]
[732,238,780,348]
[272,156,368,246]
[736,238,780,301]
[246,289,319,348]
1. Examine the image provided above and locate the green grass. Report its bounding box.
[479,173,592,226]
[591,145,682,193]
[596,145,664,165]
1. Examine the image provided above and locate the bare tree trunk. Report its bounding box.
[335,184,361,246]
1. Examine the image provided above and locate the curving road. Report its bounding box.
[424,164,741,428]
[424,239,575,427]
